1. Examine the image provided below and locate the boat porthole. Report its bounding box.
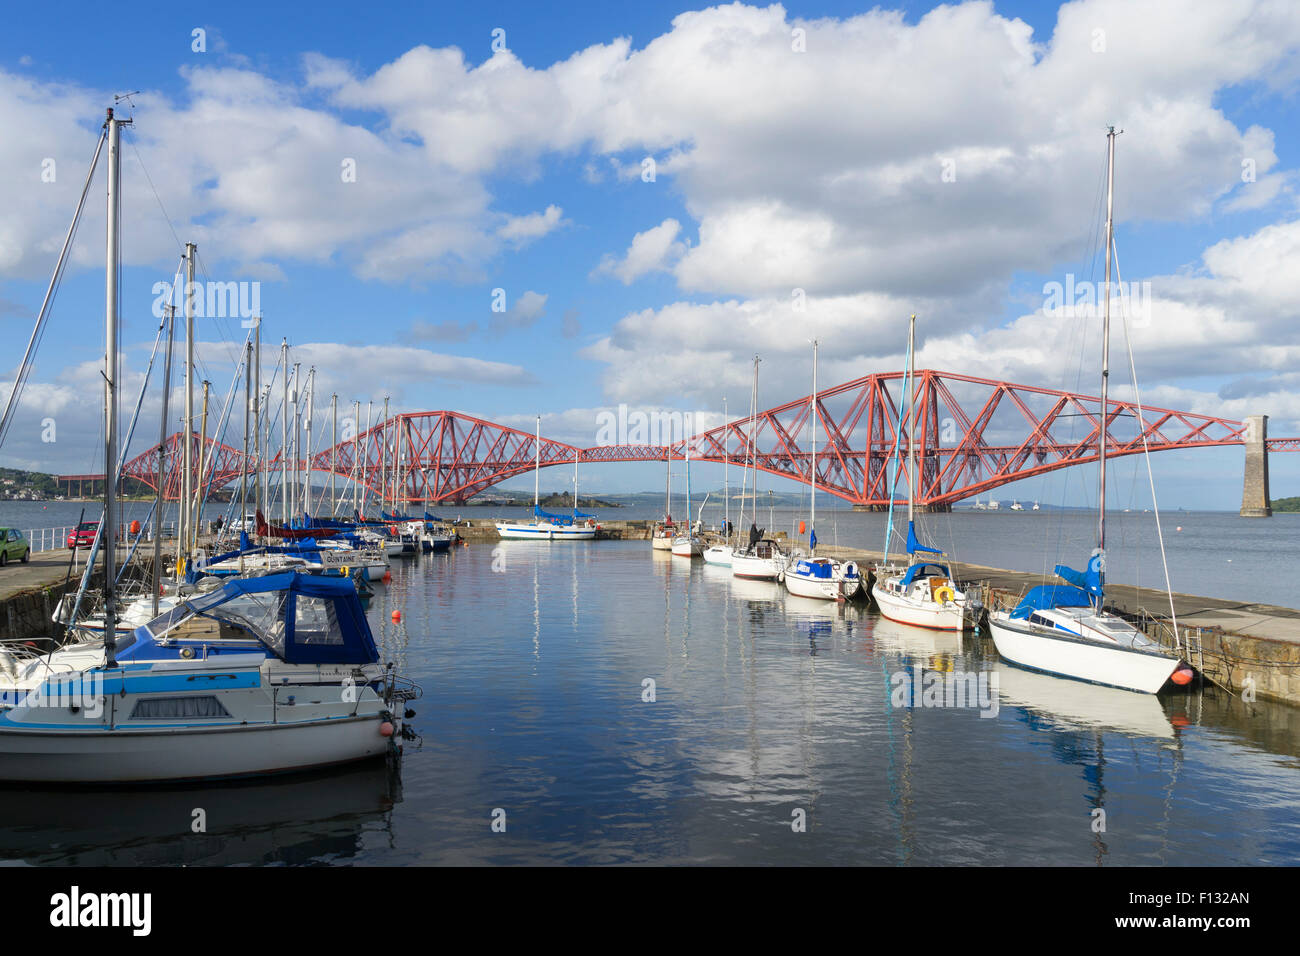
[180,647,195,659]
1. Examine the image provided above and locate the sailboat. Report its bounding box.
[671,441,705,558]
[703,398,735,565]
[1032,501,1040,511]
[1010,500,1024,511]
[871,315,971,631]
[783,340,862,600]
[731,356,786,580]
[650,457,676,551]
[987,129,1191,694]
[0,110,421,782]
[495,417,598,540]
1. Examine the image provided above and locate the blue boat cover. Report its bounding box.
[1054,550,1105,599]
[1009,584,1092,619]
[794,560,834,579]
[900,562,952,586]
[183,572,379,664]
[906,520,944,556]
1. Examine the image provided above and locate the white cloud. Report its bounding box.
[498,204,566,245]
[594,218,686,283]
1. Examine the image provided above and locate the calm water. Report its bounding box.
[0,539,1297,866]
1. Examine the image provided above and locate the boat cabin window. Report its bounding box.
[130,695,231,720]
[294,596,344,646]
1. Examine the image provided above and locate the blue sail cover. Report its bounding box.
[906,520,944,556]
[534,506,585,525]
[1054,550,1105,599]
[1009,585,1092,619]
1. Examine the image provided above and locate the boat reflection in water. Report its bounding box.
[992,661,1176,740]
[0,758,400,866]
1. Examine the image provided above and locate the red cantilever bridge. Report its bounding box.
[62,370,1295,509]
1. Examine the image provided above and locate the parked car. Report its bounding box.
[66,521,100,549]
[0,528,30,566]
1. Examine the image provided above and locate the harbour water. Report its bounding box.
[0,537,1297,866]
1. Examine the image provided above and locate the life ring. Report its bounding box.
[934,585,956,604]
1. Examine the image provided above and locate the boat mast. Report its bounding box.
[534,415,541,512]
[103,107,129,667]
[194,380,210,552]
[240,340,251,574]
[291,363,301,519]
[362,400,372,515]
[151,303,175,616]
[810,340,818,556]
[750,355,760,531]
[684,437,691,532]
[279,339,289,523]
[182,241,196,556]
[723,396,729,534]
[1098,126,1117,606]
[253,316,262,536]
[304,366,314,516]
[381,396,390,515]
[907,314,916,531]
[330,394,338,516]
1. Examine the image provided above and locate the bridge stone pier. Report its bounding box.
[1241,414,1272,518]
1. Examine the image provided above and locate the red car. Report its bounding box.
[66,521,100,548]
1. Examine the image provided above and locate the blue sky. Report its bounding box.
[1,0,1298,507]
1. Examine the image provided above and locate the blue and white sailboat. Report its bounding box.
[783,340,861,600]
[495,417,598,540]
[871,316,970,630]
[988,129,1189,694]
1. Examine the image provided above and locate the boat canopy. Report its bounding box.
[794,559,834,579]
[144,572,379,665]
[1054,550,1105,599]
[1009,584,1092,619]
[900,562,952,586]
[905,520,944,556]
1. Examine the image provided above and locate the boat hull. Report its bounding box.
[671,537,703,558]
[871,583,964,631]
[496,522,596,541]
[0,716,392,783]
[702,545,733,566]
[731,554,783,580]
[785,567,862,601]
[988,615,1181,694]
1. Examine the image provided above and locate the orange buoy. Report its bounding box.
[1171,667,1194,686]
[382,570,392,581]
[129,519,141,534]
[391,609,402,622]
[799,520,806,535]
[379,721,394,737]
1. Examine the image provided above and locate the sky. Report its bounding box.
[1,0,1298,508]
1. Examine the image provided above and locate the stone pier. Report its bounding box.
[1241,414,1272,518]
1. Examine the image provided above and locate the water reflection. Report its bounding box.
[0,759,400,866]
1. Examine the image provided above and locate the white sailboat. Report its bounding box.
[783,340,862,600]
[987,129,1190,695]
[703,397,734,566]
[731,355,785,580]
[495,417,598,540]
[871,315,971,631]
[1010,500,1024,511]
[671,442,704,558]
[650,457,676,550]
